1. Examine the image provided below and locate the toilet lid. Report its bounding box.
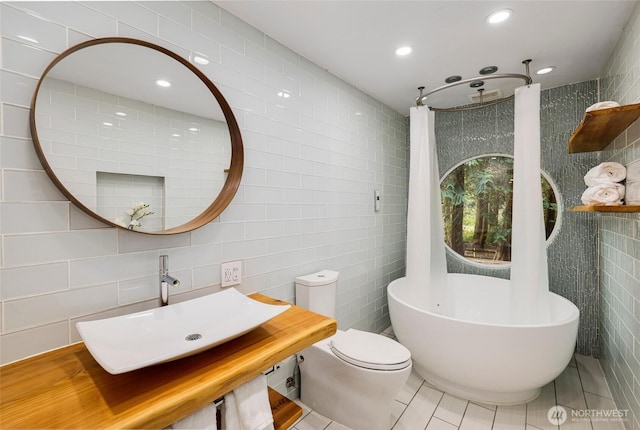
[330,329,411,371]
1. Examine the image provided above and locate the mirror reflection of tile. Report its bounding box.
[38,77,230,231]
[96,172,164,232]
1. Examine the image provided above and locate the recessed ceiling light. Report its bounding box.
[172,133,180,137]
[479,66,498,75]
[487,9,512,24]
[115,111,127,117]
[192,55,210,65]
[445,75,462,83]
[277,91,291,98]
[536,66,556,75]
[102,122,113,127]
[156,79,171,88]
[395,46,412,56]
[188,127,199,132]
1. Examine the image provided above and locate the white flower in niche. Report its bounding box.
[114,202,154,230]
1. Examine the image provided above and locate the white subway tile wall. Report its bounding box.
[599,2,640,429]
[0,0,408,389]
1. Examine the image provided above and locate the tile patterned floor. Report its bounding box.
[291,337,626,430]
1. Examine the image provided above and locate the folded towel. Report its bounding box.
[586,101,620,112]
[172,402,218,430]
[625,182,640,205]
[626,160,640,183]
[581,183,625,206]
[224,375,274,430]
[584,162,626,186]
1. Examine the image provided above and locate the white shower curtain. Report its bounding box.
[406,87,549,323]
[406,106,448,313]
[510,83,551,324]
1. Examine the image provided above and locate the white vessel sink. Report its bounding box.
[76,288,290,374]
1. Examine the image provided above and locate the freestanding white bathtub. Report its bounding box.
[388,273,580,404]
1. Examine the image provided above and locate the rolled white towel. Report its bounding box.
[581,183,625,206]
[586,101,620,112]
[626,160,640,183]
[584,162,626,186]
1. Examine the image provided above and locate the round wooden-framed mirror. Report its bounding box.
[30,37,243,235]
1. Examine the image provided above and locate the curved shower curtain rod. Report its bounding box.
[416,59,533,112]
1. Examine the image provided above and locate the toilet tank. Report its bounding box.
[295,270,339,318]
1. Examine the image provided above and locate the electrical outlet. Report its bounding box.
[221,261,242,287]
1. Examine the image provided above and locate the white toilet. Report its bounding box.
[296,270,412,430]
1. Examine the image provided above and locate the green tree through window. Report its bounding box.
[441,156,558,265]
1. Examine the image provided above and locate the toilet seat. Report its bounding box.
[330,329,411,371]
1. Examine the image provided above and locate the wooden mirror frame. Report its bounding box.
[30,37,243,235]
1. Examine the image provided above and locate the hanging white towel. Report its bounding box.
[586,101,620,112]
[581,183,625,206]
[224,375,274,430]
[172,402,218,430]
[626,159,640,183]
[584,162,626,186]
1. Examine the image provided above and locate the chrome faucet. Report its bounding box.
[159,255,180,306]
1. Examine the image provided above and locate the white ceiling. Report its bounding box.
[215,1,637,115]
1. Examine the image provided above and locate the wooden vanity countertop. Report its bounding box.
[0,294,337,429]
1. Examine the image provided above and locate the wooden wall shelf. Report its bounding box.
[569,205,640,213]
[568,103,640,153]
